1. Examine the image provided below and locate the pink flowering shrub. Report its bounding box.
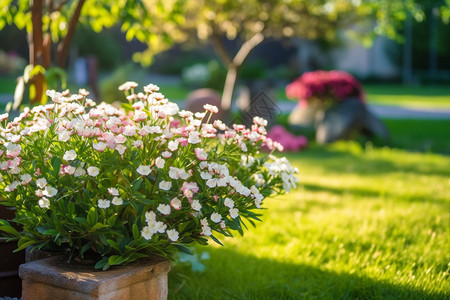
[286,70,365,108]
[0,82,298,270]
[266,125,308,152]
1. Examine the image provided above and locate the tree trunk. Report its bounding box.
[29,0,44,104]
[57,0,86,68]
[218,33,264,120]
[221,66,238,115]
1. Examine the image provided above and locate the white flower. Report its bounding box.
[112,197,123,205]
[206,178,217,188]
[108,187,119,196]
[159,181,172,191]
[217,177,228,187]
[87,166,100,177]
[133,110,147,122]
[188,131,201,144]
[115,144,127,155]
[144,83,160,93]
[5,181,19,192]
[201,225,212,236]
[167,229,179,242]
[155,221,167,233]
[20,174,32,185]
[200,171,212,180]
[157,204,171,215]
[161,151,172,158]
[93,142,107,152]
[98,199,110,209]
[74,167,86,177]
[63,150,77,161]
[38,197,50,209]
[224,197,234,208]
[191,200,202,211]
[168,140,179,151]
[43,186,58,197]
[141,226,154,240]
[170,197,182,210]
[36,178,47,189]
[204,104,219,113]
[155,157,165,169]
[64,165,76,175]
[132,140,143,148]
[195,112,206,119]
[229,208,239,219]
[58,131,71,142]
[6,143,21,158]
[194,148,208,161]
[137,165,151,176]
[145,211,156,223]
[123,125,137,136]
[118,81,138,91]
[210,212,222,223]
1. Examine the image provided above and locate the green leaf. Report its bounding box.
[52,157,61,177]
[108,255,127,266]
[0,225,20,236]
[174,244,193,255]
[87,207,98,227]
[94,257,109,270]
[15,239,37,252]
[132,178,143,191]
[106,239,122,252]
[43,229,59,235]
[210,235,223,246]
[92,223,108,231]
[80,241,93,255]
[132,223,139,241]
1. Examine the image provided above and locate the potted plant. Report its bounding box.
[0,82,298,299]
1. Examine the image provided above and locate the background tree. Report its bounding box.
[148,0,445,114]
[0,0,184,107]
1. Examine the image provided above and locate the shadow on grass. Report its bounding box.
[168,248,448,300]
[288,147,450,178]
[301,183,449,206]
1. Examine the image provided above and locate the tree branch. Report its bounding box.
[56,0,86,68]
[232,32,264,67]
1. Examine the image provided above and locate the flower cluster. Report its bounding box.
[0,82,298,270]
[286,70,365,108]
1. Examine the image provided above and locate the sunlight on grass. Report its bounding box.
[276,84,450,109]
[169,142,450,299]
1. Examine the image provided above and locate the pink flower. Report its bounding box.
[133,110,147,122]
[194,148,208,161]
[170,197,182,210]
[115,134,127,144]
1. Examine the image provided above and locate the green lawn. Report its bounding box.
[364,84,450,109]
[168,142,450,299]
[277,84,450,109]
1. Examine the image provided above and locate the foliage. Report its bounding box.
[168,142,450,299]
[286,70,365,108]
[0,82,298,270]
[0,51,26,75]
[181,61,227,91]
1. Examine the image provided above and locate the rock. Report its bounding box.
[288,102,323,129]
[315,99,389,144]
[185,89,223,122]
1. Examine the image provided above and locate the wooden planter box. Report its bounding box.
[0,206,25,298]
[19,255,170,300]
